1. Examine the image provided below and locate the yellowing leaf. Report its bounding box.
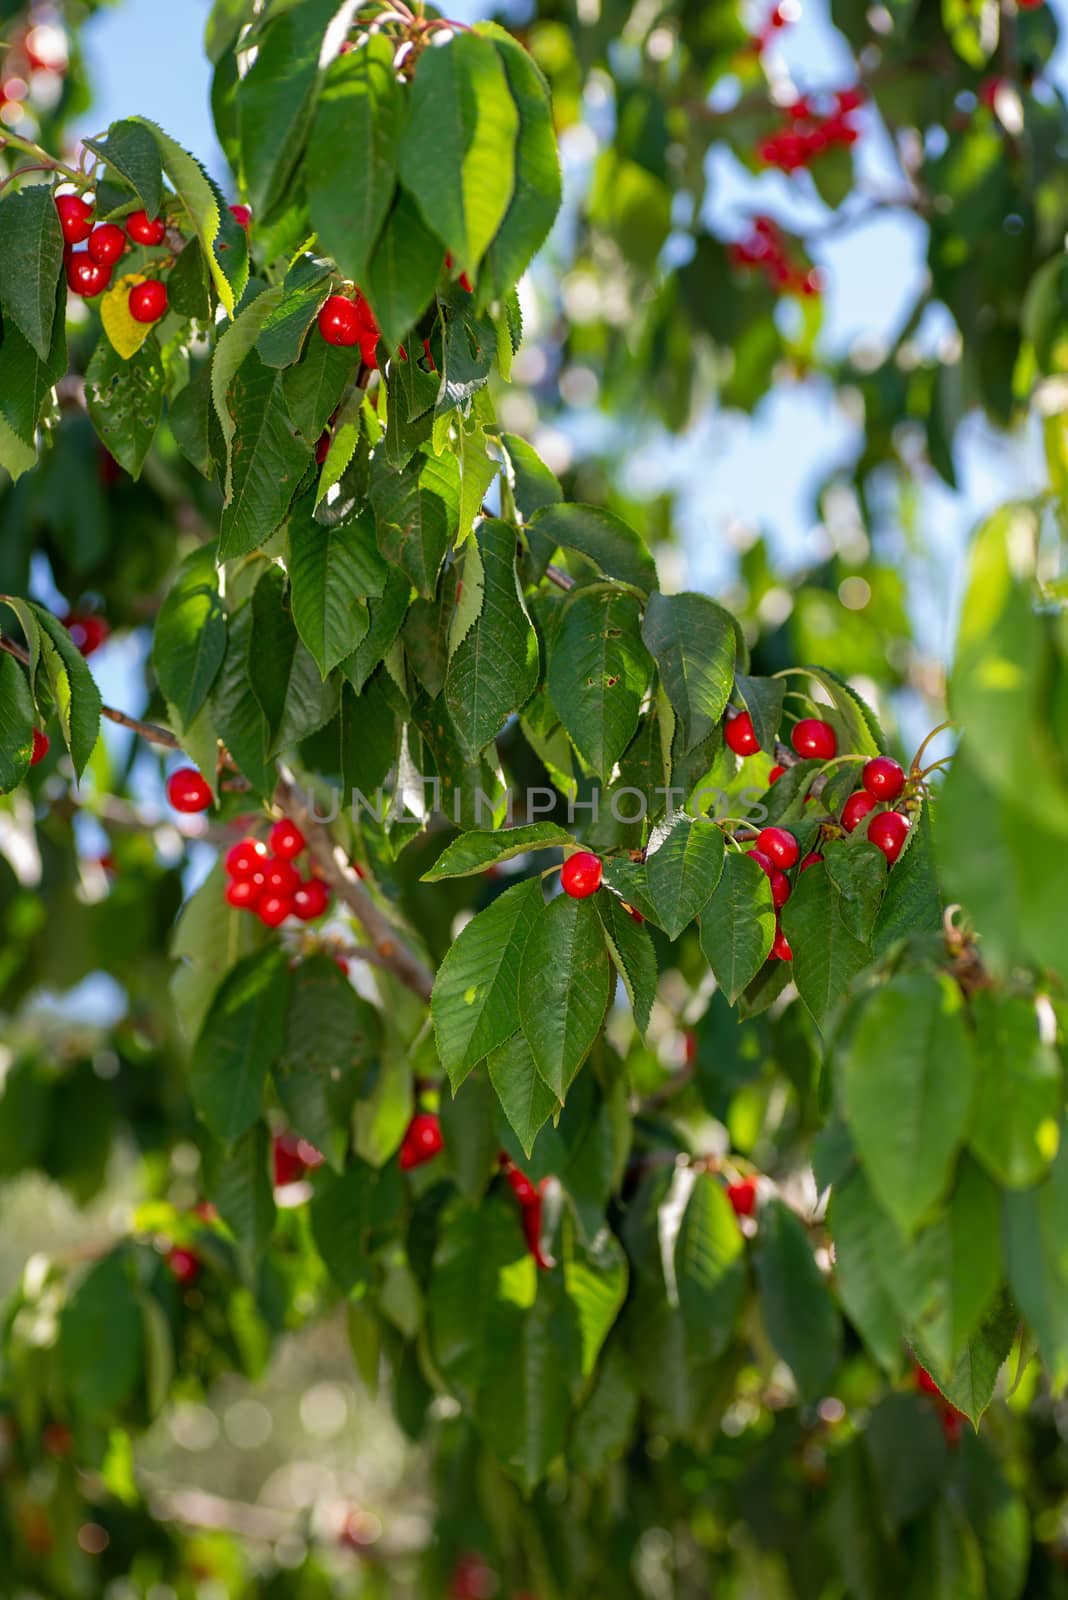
[101,274,152,360]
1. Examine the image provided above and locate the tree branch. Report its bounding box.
[274,767,435,1003]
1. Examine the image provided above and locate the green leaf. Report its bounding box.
[219,352,312,559]
[488,1031,558,1158]
[444,518,539,759]
[0,184,63,360]
[254,257,332,369]
[477,1272,576,1492]
[372,448,460,597]
[237,0,338,217]
[83,119,164,218]
[288,506,380,677]
[781,859,872,1032]
[563,1219,628,1376]
[842,971,974,1236]
[674,1172,747,1361]
[203,1120,276,1259]
[0,281,66,448]
[734,671,784,755]
[439,1069,499,1202]
[641,592,735,752]
[424,821,572,881]
[429,1190,531,1405]
[503,432,562,521]
[570,1343,639,1477]
[274,955,379,1171]
[913,1290,1018,1427]
[166,239,213,320]
[365,186,446,349]
[431,877,543,1089]
[152,544,227,730]
[212,286,285,464]
[645,813,725,940]
[58,1254,143,1419]
[597,893,657,1037]
[209,601,273,794]
[698,850,776,1003]
[311,1160,399,1294]
[519,894,612,1100]
[307,35,400,288]
[190,947,292,1140]
[969,991,1062,1189]
[282,333,359,442]
[823,841,888,945]
[170,862,264,1040]
[0,652,33,793]
[1004,1137,1068,1388]
[547,585,652,780]
[529,503,658,595]
[29,603,102,780]
[341,566,411,693]
[830,1169,907,1377]
[397,31,519,274]
[864,1393,948,1531]
[249,565,339,749]
[85,333,164,480]
[0,411,38,482]
[754,1198,842,1401]
[132,118,246,314]
[479,27,562,300]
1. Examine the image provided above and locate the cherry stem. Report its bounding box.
[0,132,84,186]
[910,719,954,775]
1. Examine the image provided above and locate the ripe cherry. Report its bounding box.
[257,893,293,927]
[263,858,301,898]
[87,222,126,265]
[62,612,109,656]
[353,293,381,368]
[65,250,110,297]
[315,429,331,466]
[770,924,793,961]
[225,878,263,910]
[867,810,909,864]
[318,293,361,347]
[768,764,785,784]
[684,1031,698,1067]
[915,1364,941,1397]
[129,279,168,323]
[166,767,212,813]
[399,1112,444,1170]
[791,718,837,760]
[862,756,905,803]
[230,203,252,230]
[841,790,876,833]
[747,848,773,878]
[506,1165,537,1205]
[521,1187,550,1269]
[800,851,822,871]
[770,869,791,909]
[293,878,330,921]
[755,826,799,869]
[225,837,268,879]
[126,209,166,246]
[725,710,760,756]
[167,1247,201,1286]
[727,1178,757,1217]
[55,193,93,244]
[273,1132,307,1188]
[269,819,305,860]
[30,728,49,766]
[561,851,602,898]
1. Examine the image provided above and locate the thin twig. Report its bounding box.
[0,634,180,748]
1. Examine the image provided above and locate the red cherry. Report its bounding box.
[61,612,109,656]
[915,1364,941,1397]
[126,209,166,246]
[263,858,301,897]
[41,1422,73,1457]
[65,250,111,297]
[725,710,760,756]
[167,1247,201,1286]
[269,819,305,859]
[755,826,799,869]
[87,222,126,265]
[770,869,791,909]
[791,718,837,760]
[841,790,877,833]
[399,1113,444,1171]
[942,1409,963,1448]
[684,1031,698,1067]
[727,1178,757,1217]
[353,293,381,368]
[335,955,350,975]
[225,837,268,879]
[229,203,251,230]
[522,1188,550,1269]
[861,756,905,803]
[30,727,49,766]
[315,429,331,466]
[225,878,263,910]
[55,192,93,244]
[166,767,212,813]
[768,764,785,784]
[292,878,330,921]
[561,851,602,899]
[836,86,865,113]
[257,894,294,927]
[129,279,168,323]
[273,1132,307,1188]
[505,1165,537,1205]
[625,903,645,923]
[770,924,793,961]
[800,851,822,871]
[318,293,361,347]
[867,810,909,864]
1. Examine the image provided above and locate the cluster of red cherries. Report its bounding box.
[222,821,332,927]
[317,290,382,366]
[725,709,910,960]
[757,88,864,172]
[729,216,822,298]
[55,190,251,321]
